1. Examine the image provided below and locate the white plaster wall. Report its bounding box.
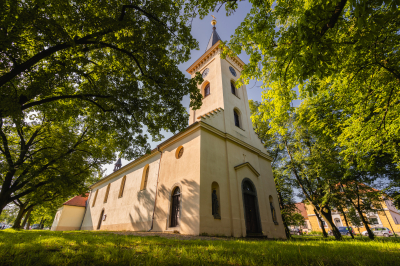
[81,153,161,231]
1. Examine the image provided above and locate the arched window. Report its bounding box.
[97,209,105,230]
[269,195,278,225]
[118,176,127,198]
[170,187,181,227]
[231,82,236,95]
[212,182,221,219]
[234,109,240,128]
[104,184,111,203]
[141,164,150,190]
[92,190,98,207]
[204,83,210,97]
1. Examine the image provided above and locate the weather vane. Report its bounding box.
[211,15,217,26]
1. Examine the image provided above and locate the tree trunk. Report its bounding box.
[12,205,27,229]
[21,207,33,229]
[316,206,342,240]
[339,206,354,239]
[314,210,328,237]
[354,205,374,240]
[26,217,32,230]
[277,190,291,239]
[40,219,46,229]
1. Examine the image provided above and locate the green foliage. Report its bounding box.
[347,207,363,228]
[0,230,400,265]
[217,0,400,166]
[0,204,18,225]
[0,0,203,213]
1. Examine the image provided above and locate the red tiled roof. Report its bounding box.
[295,203,308,220]
[63,193,89,207]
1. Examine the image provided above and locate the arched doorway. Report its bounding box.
[97,209,104,230]
[242,179,262,234]
[170,187,181,227]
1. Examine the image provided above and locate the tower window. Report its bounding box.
[234,110,240,128]
[231,82,236,95]
[204,84,210,97]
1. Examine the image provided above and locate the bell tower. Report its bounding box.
[186,17,262,149]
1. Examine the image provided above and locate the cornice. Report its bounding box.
[199,121,273,162]
[186,40,245,75]
[91,119,272,189]
[90,149,160,189]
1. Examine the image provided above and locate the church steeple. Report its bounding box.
[206,16,221,51]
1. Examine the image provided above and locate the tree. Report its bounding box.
[250,100,301,239]
[218,0,400,166]
[0,0,203,215]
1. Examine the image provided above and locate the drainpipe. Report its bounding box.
[148,145,163,231]
[79,191,92,230]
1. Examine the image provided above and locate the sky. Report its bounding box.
[103,3,279,174]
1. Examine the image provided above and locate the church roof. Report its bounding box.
[63,194,88,207]
[206,27,221,52]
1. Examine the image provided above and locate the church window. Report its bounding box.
[234,109,240,128]
[212,182,221,219]
[92,190,98,207]
[175,146,184,159]
[141,164,150,190]
[119,176,127,198]
[104,184,111,203]
[231,82,236,95]
[204,84,210,97]
[269,195,278,225]
[170,187,181,227]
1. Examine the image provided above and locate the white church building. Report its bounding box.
[52,19,286,238]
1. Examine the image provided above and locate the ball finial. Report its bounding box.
[211,15,217,26]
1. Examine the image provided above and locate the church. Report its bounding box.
[51,19,286,238]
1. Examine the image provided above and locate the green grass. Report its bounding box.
[1,229,399,265]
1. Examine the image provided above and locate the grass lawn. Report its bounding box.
[0,230,399,265]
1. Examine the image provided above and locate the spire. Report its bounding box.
[206,16,221,52]
[113,158,122,172]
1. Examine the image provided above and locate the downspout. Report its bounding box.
[79,191,92,230]
[149,145,163,231]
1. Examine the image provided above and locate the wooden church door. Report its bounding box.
[170,187,180,227]
[242,180,261,234]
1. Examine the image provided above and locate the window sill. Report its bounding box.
[203,94,211,99]
[232,93,241,100]
[235,125,245,131]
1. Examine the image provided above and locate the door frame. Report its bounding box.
[167,183,182,230]
[241,178,262,235]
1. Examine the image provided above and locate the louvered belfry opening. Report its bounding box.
[170,187,181,227]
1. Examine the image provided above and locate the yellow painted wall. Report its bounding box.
[52,205,86,231]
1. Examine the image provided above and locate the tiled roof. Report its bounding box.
[63,193,89,207]
[295,203,308,220]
